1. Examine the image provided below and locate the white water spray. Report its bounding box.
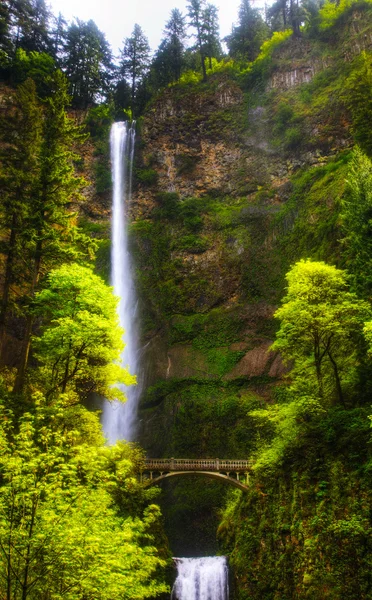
[102,121,140,444]
[172,557,229,600]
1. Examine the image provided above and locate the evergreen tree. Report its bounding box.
[202,3,222,69]
[187,0,208,81]
[225,0,269,62]
[0,0,12,57]
[164,8,186,81]
[0,78,42,361]
[50,11,67,63]
[266,0,304,35]
[14,71,92,393]
[344,51,372,157]
[63,19,114,108]
[150,9,187,89]
[119,24,150,113]
[19,0,52,53]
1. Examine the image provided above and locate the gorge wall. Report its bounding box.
[77,3,372,589]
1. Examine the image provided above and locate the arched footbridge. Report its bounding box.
[141,459,253,492]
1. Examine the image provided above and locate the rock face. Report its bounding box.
[120,6,372,460]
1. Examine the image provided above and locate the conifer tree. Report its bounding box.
[63,19,114,107]
[187,0,208,81]
[202,3,221,69]
[120,24,150,112]
[0,78,42,361]
[14,71,91,393]
[150,9,186,89]
[225,0,269,62]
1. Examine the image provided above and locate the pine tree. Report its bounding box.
[63,19,114,108]
[163,8,187,82]
[50,11,67,63]
[119,24,150,113]
[14,71,91,393]
[202,3,221,69]
[225,0,269,62]
[150,9,186,89]
[0,78,42,361]
[187,0,208,81]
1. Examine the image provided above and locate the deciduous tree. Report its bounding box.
[33,264,135,402]
[271,260,369,405]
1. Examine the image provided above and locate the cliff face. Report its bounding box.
[114,6,372,559]
[130,7,372,438]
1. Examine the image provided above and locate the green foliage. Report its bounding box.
[12,49,56,96]
[177,234,209,253]
[319,0,372,30]
[340,147,372,296]
[243,29,293,83]
[272,100,305,150]
[344,51,372,156]
[0,399,169,600]
[275,153,351,264]
[32,264,135,403]
[85,104,114,139]
[272,260,370,405]
[136,167,159,187]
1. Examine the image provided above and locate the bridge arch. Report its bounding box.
[144,470,249,492]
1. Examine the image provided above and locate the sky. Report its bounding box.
[47,0,244,56]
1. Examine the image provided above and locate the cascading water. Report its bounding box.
[172,557,229,600]
[102,121,140,444]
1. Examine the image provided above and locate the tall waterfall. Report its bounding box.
[102,121,139,444]
[172,557,229,600]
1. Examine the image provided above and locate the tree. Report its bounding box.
[18,0,52,54]
[149,9,187,90]
[187,0,208,81]
[50,11,67,63]
[266,0,304,36]
[32,264,135,402]
[164,8,187,81]
[13,70,92,393]
[271,260,369,405]
[0,78,42,361]
[340,147,372,298]
[63,19,114,108]
[0,400,169,600]
[202,3,222,69]
[119,24,150,112]
[225,0,269,62]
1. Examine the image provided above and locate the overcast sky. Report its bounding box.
[47,0,245,57]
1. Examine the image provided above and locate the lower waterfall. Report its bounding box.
[172,557,229,600]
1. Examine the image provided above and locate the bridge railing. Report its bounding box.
[143,459,252,472]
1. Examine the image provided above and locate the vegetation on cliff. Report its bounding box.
[1,0,372,597]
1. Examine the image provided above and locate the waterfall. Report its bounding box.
[172,557,229,600]
[102,121,140,444]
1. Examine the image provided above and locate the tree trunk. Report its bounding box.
[327,350,345,406]
[0,212,18,363]
[13,239,42,395]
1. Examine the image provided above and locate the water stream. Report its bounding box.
[102,121,140,444]
[104,123,230,596]
[172,557,229,600]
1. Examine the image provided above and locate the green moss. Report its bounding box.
[176,235,209,254]
[219,406,372,599]
[136,167,159,187]
[275,152,352,266]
